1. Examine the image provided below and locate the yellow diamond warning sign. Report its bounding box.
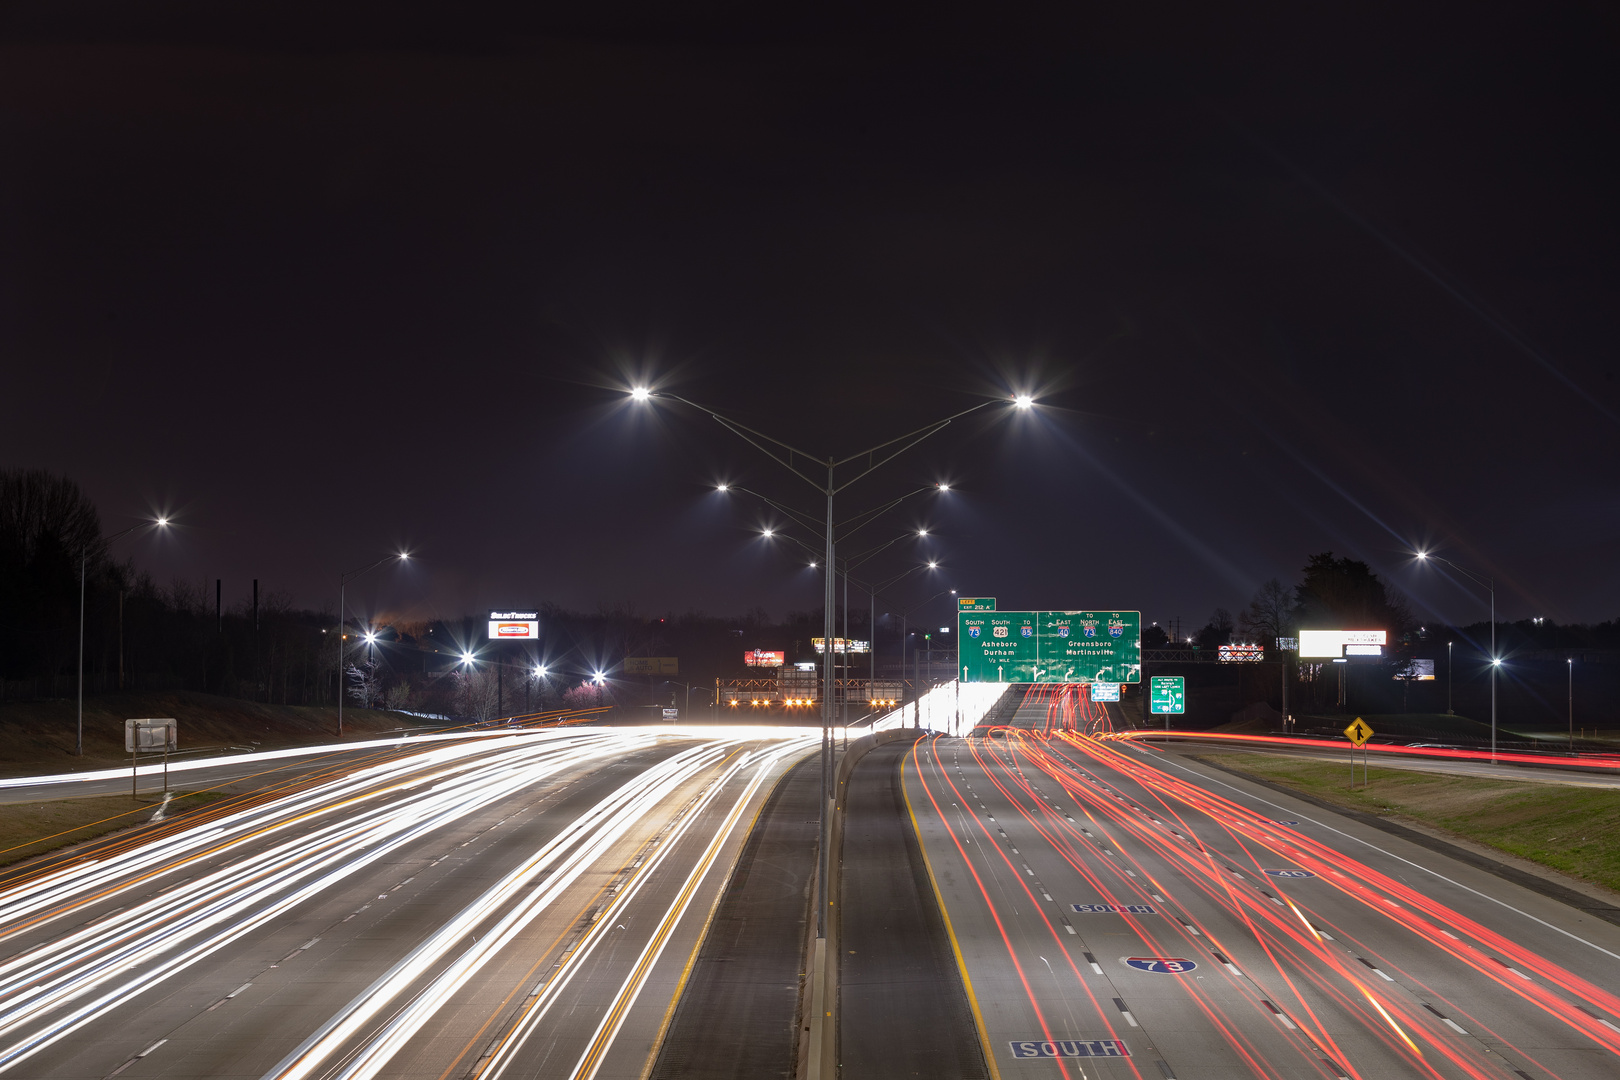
[1343,717,1374,748]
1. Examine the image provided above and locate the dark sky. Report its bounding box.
[2,2,1617,632]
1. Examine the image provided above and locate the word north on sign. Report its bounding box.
[958,610,1141,684]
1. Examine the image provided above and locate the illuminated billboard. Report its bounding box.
[1298,629,1386,659]
[812,638,870,654]
[488,610,539,640]
[744,650,786,667]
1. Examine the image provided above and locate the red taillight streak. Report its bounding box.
[1049,731,1620,1062]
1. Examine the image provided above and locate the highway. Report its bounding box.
[0,726,815,1080]
[905,693,1620,1079]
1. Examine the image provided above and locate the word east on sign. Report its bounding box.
[488,610,539,640]
[959,610,1141,684]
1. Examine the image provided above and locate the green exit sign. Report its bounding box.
[958,610,1140,684]
[957,597,997,611]
[1150,675,1185,714]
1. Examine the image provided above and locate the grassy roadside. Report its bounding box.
[1195,753,1620,895]
[0,791,226,871]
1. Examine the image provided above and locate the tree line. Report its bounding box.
[1160,552,1620,725]
[0,469,920,718]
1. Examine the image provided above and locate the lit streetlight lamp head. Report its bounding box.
[535,665,547,677]
[761,528,774,539]
[364,632,377,645]
[592,671,607,685]
[461,652,475,665]
[808,561,817,568]
[716,483,728,492]
[917,529,928,537]
[927,560,938,570]
[936,482,950,492]
[1013,394,1035,409]
[629,387,652,402]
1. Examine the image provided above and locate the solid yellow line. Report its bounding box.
[901,742,1002,1080]
[638,744,813,1080]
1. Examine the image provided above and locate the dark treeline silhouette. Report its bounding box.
[1165,552,1620,731]
[0,470,931,718]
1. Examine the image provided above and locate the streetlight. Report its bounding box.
[1568,657,1574,750]
[723,482,942,727]
[1416,551,1497,762]
[77,516,168,756]
[338,551,409,736]
[898,587,957,717]
[631,386,1013,950]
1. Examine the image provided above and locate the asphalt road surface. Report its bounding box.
[0,726,816,1080]
[905,729,1620,1079]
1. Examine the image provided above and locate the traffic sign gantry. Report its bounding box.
[1344,717,1374,747]
[1149,675,1184,715]
[958,610,1141,684]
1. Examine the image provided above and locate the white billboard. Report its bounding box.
[1299,629,1386,658]
[488,610,539,640]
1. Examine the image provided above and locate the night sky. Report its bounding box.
[2,2,1616,632]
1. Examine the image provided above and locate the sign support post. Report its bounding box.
[1343,717,1374,789]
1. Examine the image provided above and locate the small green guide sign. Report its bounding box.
[957,597,997,612]
[1150,675,1185,715]
[958,610,1141,684]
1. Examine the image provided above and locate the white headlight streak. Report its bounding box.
[0,726,818,1079]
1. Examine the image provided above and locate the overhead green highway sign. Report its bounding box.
[1149,675,1185,714]
[958,610,1141,683]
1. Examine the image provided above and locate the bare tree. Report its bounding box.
[1239,578,1295,647]
[383,681,412,711]
[452,668,502,720]
[346,658,383,708]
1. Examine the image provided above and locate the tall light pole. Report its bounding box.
[898,587,956,723]
[631,387,1020,945]
[77,517,168,756]
[1568,657,1574,750]
[338,551,409,736]
[1416,552,1496,762]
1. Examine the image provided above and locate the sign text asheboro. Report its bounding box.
[959,610,1141,683]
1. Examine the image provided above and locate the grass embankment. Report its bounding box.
[0,690,426,774]
[1200,753,1620,895]
[0,791,226,870]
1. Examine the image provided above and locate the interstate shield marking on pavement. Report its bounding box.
[1123,956,1197,973]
